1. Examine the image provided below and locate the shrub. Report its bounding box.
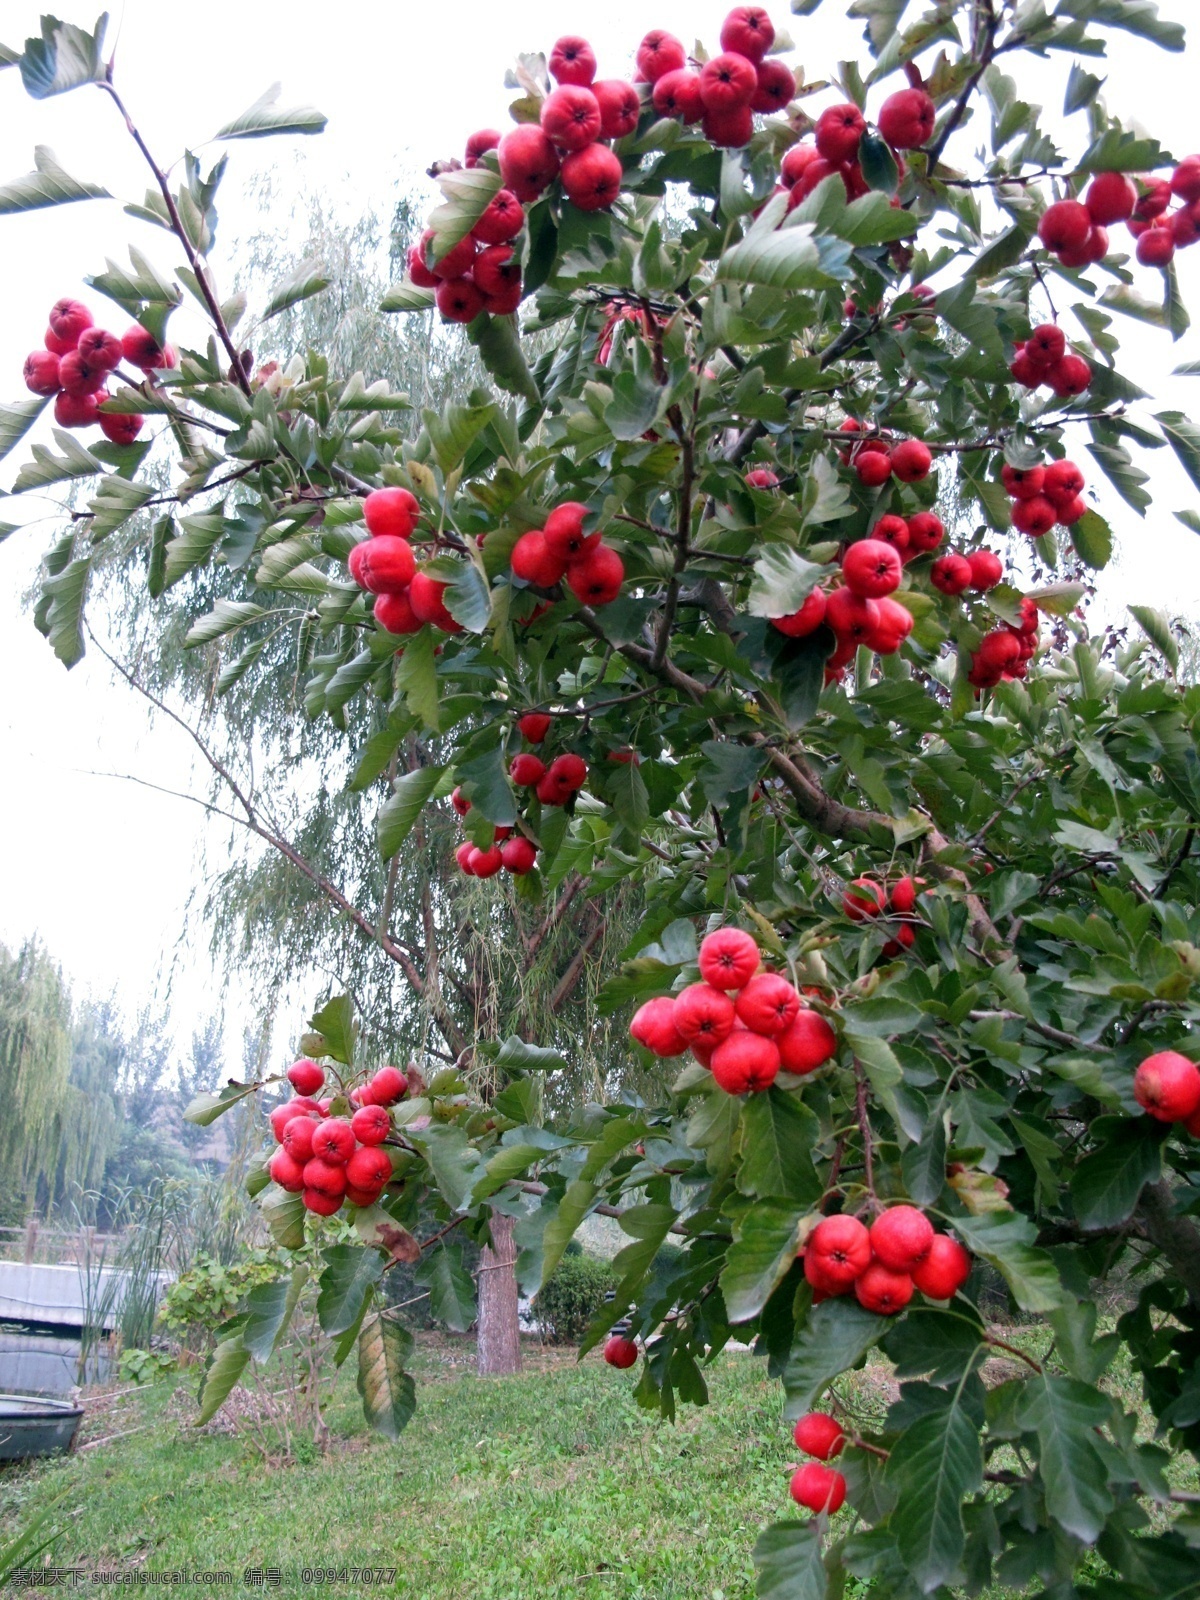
[534,1250,616,1345]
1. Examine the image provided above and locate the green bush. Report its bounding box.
[534,1250,616,1345]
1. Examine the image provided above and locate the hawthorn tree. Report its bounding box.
[5,2,1200,1594]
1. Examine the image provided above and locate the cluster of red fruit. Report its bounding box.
[837,424,934,489]
[773,83,935,212]
[768,535,917,678]
[930,546,1001,598]
[967,596,1041,690]
[451,711,592,877]
[841,873,923,957]
[407,187,525,324]
[1008,322,1091,399]
[22,297,171,440]
[266,1057,406,1215]
[630,926,837,1092]
[1042,160,1200,272]
[1002,457,1087,539]
[346,486,465,636]
[1133,1050,1200,1134]
[802,1205,972,1314]
[789,1412,848,1515]
[510,502,625,607]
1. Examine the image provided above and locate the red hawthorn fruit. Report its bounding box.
[351,1104,391,1146]
[567,543,624,605]
[673,982,737,1048]
[55,390,101,428]
[436,277,485,324]
[593,79,642,140]
[1037,199,1091,253]
[510,753,547,786]
[456,842,477,874]
[311,1118,355,1166]
[844,877,886,921]
[698,928,761,991]
[302,1188,343,1216]
[721,5,775,62]
[364,486,419,540]
[889,875,918,915]
[100,412,143,446]
[930,553,973,596]
[483,281,523,318]
[912,1234,972,1299]
[549,35,596,87]
[877,88,935,149]
[269,1102,302,1142]
[346,1146,392,1193]
[269,1150,306,1193]
[1015,596,1040,635]
[815,103,867,164]
[870,1204,934,1271]
[630,995,688,1058]
[777,1009,837,1075]
[374,590,422,636]
[281,1114,319,1163]
[1025,324,1066,370]
[1171,207,1200,249]
[752,59,795,114]
[348,536,416,596]
[1011,496,1059,538]
[805,1214,872,1290]
[561,144,624,211]
[1057,225,1108,268]
[474,190,525,246]
[468,846,504,878]
[1086,171,1137,225]
[371,1066,407,1104]
[745,467,780,489]
[854,449,894,487]
[872,514,910,558]
[1133,1051,1200,1122]
[58,349,108,397]
[501,836,538,875]
[636,29,686,83]
[541,85,603,152]
[790,1463,847,1515]
[604,1334,639,1368]
[302,1157,348,1198]
[518,712,553,743]
[1009,349,1045,388]
[653,68,704,122]
[288,1059,325,1095]
[1133,177,1172,221]
[826,586,880,643]
[1170,154,1200,203]
[906,511,944,554]
[843,539,902,599]
[735,972,801,1036]
[780,143,821,188]
[1047,352,1092,397]
[841,160,869,200]
[48,297,93,349]
[867,596,913,655]
[771,587,826,637]
[121,323,167,368]
[793,1413,846,1460]
[703,103,755,148]
[451,786,472,817]
[882,923,917,957]
[1002,464,1046,500]
[472,245,519,300]
[420,228,476,282]
[1043,459,1085,509]
[464,129,501,167]
[787,156,839,204]
[1137,221,1176,267]
[966,549,1003,591]
[1055,495,1086,526]
[409,572,462,633]
[23,349,60,395]
[973,630,1022,681]
[76,327,121,372]
[407,244,439,289]
[1185,1103,1200,1138]
[498,125,561,202]
[710,1030,782,1093]
[855,1262,914,1315]
[545,752,588,793]
[544,501,601,561]
[345,1184,386,1209]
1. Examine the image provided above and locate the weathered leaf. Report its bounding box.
[356,1312,417,1439]
[0,145,108,213]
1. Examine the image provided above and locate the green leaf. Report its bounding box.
[902,1118,947,1206]
[214,83,328,140]
[427,165,502,264]
[1077,125,1169,172]
[468,312,541,406]
[394,625,440,730]
[39,555,89,668]
[316,1244,385,1336]
[377,764,445,858]
[841,997,923,1035]
[407,1124,484,1212]
[738,1090,822,1204]
[0,145,108,213]
[379,282,436,314]
[183,1082,256,1125]
[608,758,650,833]
[721,1200,807,1323]
[1057,0,1184,51]
[259,1186,306,1250]
[444,560,492,633]
[262,256,332,319]
[456,742,517,826]
[1129,604,1179,672]
[242,1266,308,1362]
[886,1396,983,1593]
[196,1335,250,1426]
[1070,1118,1162,1230]
[0,395,48,464]
[425,399,497,473]
[12,428,102,494]
[753,1522,828,1600]
[858,131,899,194]
[539,1178,597,1289]
[1015,1375,1114,1541]
[782,1298,889,1419]
[716,222,837,290]
[1156,411,1200,494]
[698,742,764,805]
[747,546,827,620]
[1064,63,1105,115]
[308,993,357,1066]
[185,599,266,648]
[17,15,106,98]
[494,1036,568,1073]
[952,1213,1063,1313]
[163,507,226,589]
[604,369,665,441]
[415,1243,477,1333]
[838,190,919,245]
[1070,508,1112,569]
[356,1312,417,1439]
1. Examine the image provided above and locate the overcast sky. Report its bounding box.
[0,0,1196,1068]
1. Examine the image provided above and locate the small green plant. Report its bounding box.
[118,1347,175,1384]
[534,1248,616,1345]
[158,1249,284,1346]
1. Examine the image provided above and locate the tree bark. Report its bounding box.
[476,1211,522,1376]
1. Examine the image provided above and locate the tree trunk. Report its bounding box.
[476,1211,522,1376]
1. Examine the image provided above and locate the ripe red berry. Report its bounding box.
[58,349,107,397]
[302,1187,343,1216]
[288,1059,325,1096]
[407,244,439,289]
[1042,459,1085,511]
[777,1009,837,1075]
[1011,496,1059,538]
[468,845,504,878]
[855,1261,914,1315]
[966,549,1003,591]
[843,538,902,598]
[604,1334,639,1368]
[511,530,567,588]
[698,927,761,991]
[544,502,601,561]
[872,514,910,558]
[912,1234,972,1299]
[751,59,795,114]
[877,88,935,150]
[368,1066,406,1105]
[593,80,642,140]
[364,486,418,539]
[119,323,165,368]
[510,753,547,787]
[720,6,775,62]
[348,536,416,595]
[780,143,821,189]
[815,103,867,164]
[546,752,588,793]
[474,190,525,248]
[501,836,538,875]
[673,982,737,1048]
[54,390,101,429]
[1025,325,1066,370]
[518,712,553,743]
[374,590,421,635]
[745,467,780,489]
[870,1205,934,1271]
[409,572,462,633]
[854,449,893,487]
[930,553,972,596]
[310,1118,355,1166]
[48,298,93,349]
[805,1215,871,1291]
[793,1413,845,1459]
[1085,171,1137,226]
[826,587,880,643]
[561,144,624,212]
[790,1463,847,1515]
[269,1150,306,1193]
[889,875,918,915]
[1170,155,1200,203]
[1133,1051,1200,1122]
[772,586,827,637]
[844,877,885,920]
[1009,350,1045,388]
[566,543,625,604]
[351,1104,390,1146]
[906,511,944,554]
[1002,463,1046,500]
[699,53,757,114]
[303,1157,348,1199]
[653,69,704,122]
[710,1030,781,1094]
[436,277,485,325]
[464,129,501,167]
[735,972,801,1036]
[867,596,913,655]
[702,104,754,149]
[630,995,688,1058]
[1046,352,1092,397]
[541,85,603,152]
[1136,222,1176,268]
[99,411,143,446]
[498,125,561,203]
[549,35,596,87]
[636,30,686,84]
[23,350,61,396]
[345,1145,392,1193]
[1037,199,1091,254]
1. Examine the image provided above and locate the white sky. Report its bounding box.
[0,0,1196,1064]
